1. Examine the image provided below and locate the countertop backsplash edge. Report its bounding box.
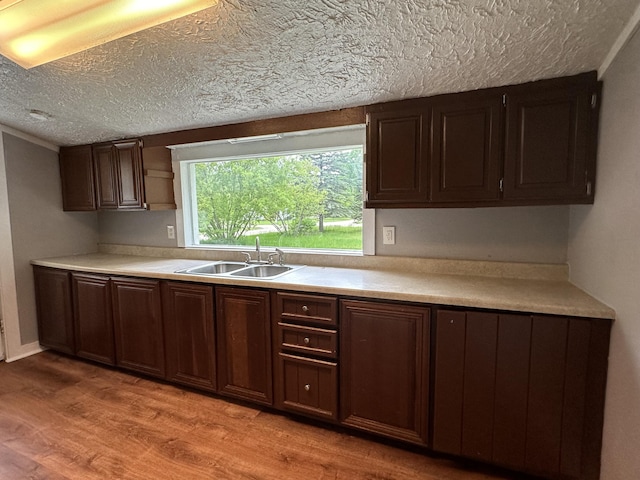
[97,243,569,281]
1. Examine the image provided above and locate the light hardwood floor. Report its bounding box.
[0,352,525,480]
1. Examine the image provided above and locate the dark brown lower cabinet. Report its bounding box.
[279,353,338,421]
[111,277,165,378]
[33,265,612,480]
[33,267,75,354]
[432,309,611,480]
[216,287,272,405]
[162,282,216,392]
[340,299,430,446]
[71,273,114,365]
[272,292,339,421]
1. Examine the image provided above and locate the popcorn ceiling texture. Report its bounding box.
[0,0,638,146]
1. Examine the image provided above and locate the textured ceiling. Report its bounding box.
[0,0,638,146]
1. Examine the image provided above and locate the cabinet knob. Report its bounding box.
[303,337,310,345]
[302,305,309,313]
[304,384,311,391]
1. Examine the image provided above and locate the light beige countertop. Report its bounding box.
[31,253,615,320]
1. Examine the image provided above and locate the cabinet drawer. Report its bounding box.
[279,353,338,421]
[276,292,337,326]
[279,322,337,359]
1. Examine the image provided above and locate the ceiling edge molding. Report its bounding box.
[0,123,59,152]
[599,0,640,78]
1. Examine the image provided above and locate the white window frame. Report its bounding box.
[171,125,374,255]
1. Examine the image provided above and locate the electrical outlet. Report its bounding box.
[382,226,395,245]
[167,225,175,239]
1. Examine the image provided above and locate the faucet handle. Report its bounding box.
[241,251,252,263]
[275,248,285,265]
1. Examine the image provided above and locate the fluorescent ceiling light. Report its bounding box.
[227,134,283,144]
[0,0,217,69]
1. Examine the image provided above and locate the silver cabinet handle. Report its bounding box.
[302,305,309,313]
[303,337,310,345]
[304,384,310,391]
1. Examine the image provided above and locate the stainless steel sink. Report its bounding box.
[177,261,303,279]
[230,264,295,278]
[181,262,248,275]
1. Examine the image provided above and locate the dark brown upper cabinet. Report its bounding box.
[430,92,503,203]
[365,107,430,206]
[365,71,600,208]
[94,140,144,210]
[59,145,96,211]
[503,79,598,203]
[60,140,176,212]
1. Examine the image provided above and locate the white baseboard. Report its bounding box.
[5,341,45,363]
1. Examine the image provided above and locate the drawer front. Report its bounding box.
[277,292,337,326]
[279,322,337,359]
[279,353,338,421]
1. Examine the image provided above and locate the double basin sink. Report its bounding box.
[177,261,303,279]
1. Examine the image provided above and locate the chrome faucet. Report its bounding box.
[242,237,285,265]
[268,248,285,265]
[256,236,262,263]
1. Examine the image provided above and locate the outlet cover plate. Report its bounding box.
[383,226,395,245]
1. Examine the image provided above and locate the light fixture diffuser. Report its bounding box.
[0,0,217,69]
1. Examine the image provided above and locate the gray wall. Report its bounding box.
[98,204,570,264]
[98,210,178,248]
[3,133,98,344]
[376,206,569,263]
[567,29,640,480]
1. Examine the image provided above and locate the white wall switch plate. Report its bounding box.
[383,226,396,245]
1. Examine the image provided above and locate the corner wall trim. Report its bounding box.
[0,125,59,152]
[599,3,640,78]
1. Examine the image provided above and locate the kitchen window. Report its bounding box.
[173,125,371,254]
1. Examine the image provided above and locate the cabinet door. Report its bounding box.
[114,141,144,209]
[340,300,430,445]
[433,310,502,459]
[93,144,118,209]
[503,84,594,201]
[433,310,611,480]
[162,282,216,392]
[365,108,429,206]
[216,287,272,405]
[72,273,115,365]
[59,145,96,211]
[111,277,165,378]
[33,267,74,354]
[279,353,338,421]
[430,94,503,203]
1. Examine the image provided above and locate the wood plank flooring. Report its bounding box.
[0,352,524,480]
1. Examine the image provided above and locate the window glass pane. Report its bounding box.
[192,147,363,251]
